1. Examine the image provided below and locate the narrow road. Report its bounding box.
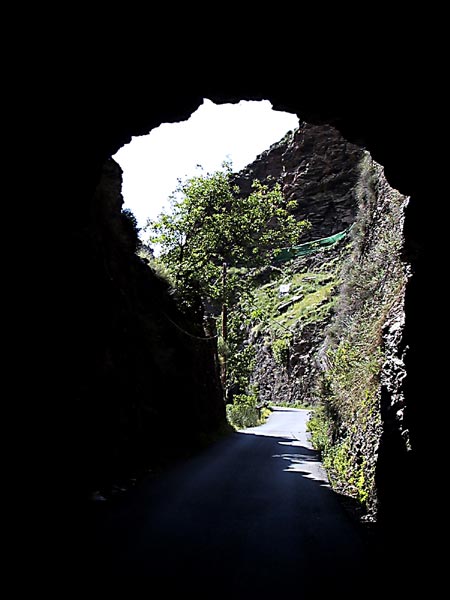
[86,408,374,594]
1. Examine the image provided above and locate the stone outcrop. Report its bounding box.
[234,122,363,240]
[318,155,409,517]
[253,319,330,405]
[235,122,363,410]
[239,137,410,523]
[249,243,349,407]
[66,158,226,496]
[234,124,361,408]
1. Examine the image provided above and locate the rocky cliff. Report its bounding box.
[233,127,409,522]
[316,154,409,518]
[249,242,350,407]
[66,158,226,497]
[232,122,362,408]
[234,121,363,240]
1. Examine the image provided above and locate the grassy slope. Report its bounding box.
[251,250,345,349]
[308,155,408,517]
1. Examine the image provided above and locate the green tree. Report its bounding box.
[146,162,309,395]
[147,163,308,311]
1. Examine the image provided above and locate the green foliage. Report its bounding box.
[137,243,154,263]
[226,393,260,429]
[146,256,176,287]
[147,162,308,310]
[227,338,255,392]
[308,406,372,506]
[307,407,331,454]
[324,341,382,419]
[354,460,369,505]
[217,336,230,359]
[325,442,371,505]
[271,336,291,365]
[260,407,272,422]
[120,207,141,251]
[122,207,139,233]
[322,440,351,483]
[315,155,409,514]
[251,269,339,337]
[146,162,309,398]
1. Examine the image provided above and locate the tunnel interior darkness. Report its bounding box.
[35,49,440,587]
[83,87,428,450]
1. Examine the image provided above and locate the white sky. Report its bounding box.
[113,98,299,234]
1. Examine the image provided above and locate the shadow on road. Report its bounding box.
[78,429,392,596]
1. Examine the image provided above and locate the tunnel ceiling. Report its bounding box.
[49,39,437,448]
[59,43,436,206]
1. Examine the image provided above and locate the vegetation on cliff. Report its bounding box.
[308,155,409,515]
[147,162,307,309]
[142,133,409,521]
[146,162,309,427]
[236,241,351,408]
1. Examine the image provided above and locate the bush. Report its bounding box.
[226,393,260,429]
[271,336,291,366]
[307,406,371,505]
[307,407,331,455]
[323,439,351,483]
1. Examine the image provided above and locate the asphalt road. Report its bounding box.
[86,408,375,594]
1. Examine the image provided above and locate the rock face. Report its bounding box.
[65,158,226,496]
[234,122,363,240]
[253,319,331,405]
[234,123,362,408]
[238,135,410,521]
[376,294,411,524]
[317,155,409,517]
[249,244,349,407]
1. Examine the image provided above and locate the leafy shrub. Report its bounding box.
[308,401,374,507]
[323,440,351,483]
[260,407,272,422]
[226,393,260,429]
[354,460,369,504]
[271,336,291,365]
[306,407,331,454]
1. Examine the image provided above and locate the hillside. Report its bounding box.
[68,158,227,499]
[230,124,409,521]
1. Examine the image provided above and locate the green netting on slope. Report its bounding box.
[273,226,352,264]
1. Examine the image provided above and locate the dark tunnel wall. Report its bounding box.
[59,76,433,446]
[27,30,442,585]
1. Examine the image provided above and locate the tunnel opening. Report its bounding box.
[83,99,302,498]
[23,15,442,585]
[38,71,435,590]
[85,97,412,544]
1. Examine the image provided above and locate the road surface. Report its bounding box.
[85,408,375,594]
